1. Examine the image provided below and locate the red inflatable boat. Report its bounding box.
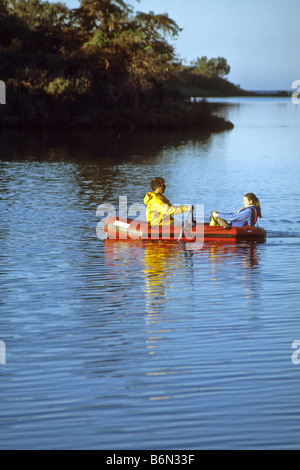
[104,217,267,243]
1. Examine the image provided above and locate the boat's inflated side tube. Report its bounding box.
[104,217,266,242]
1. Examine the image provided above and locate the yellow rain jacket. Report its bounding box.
[144,191,187,226]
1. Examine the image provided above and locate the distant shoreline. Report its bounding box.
[175,69,292,100]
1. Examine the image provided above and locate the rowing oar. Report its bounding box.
[178,208,193,242]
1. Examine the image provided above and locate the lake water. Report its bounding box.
[0,97,300,450]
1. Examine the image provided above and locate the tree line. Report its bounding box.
[0,0,234,130]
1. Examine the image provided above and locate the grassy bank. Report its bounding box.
[175,67,255,98]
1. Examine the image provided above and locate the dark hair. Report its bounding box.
[150,177,165,191]
[245,193,262,218]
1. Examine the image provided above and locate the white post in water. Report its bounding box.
[0,341,6,365]
[0,81,6,105]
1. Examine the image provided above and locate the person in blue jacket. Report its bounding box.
[210,193,262,228]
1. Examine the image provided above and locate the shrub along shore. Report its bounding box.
[0,0,236,132]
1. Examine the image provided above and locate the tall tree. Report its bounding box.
[134,11,181,41]
[75,0,133,40]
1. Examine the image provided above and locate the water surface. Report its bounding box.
[0,97,300,449]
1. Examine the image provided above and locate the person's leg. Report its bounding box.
[209,215,231,228]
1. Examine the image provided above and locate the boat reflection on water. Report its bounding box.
[142,241,190,317]
[186,239,261,267]
[186,240,263,318]
[104,239,263,403]
[104,239,263,318]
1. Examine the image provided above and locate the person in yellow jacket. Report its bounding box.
[144,177,192,226]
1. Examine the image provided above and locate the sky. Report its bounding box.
[59,0,300,91]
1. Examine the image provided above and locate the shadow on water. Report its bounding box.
[0,128,214,163]
[0,127,218,214]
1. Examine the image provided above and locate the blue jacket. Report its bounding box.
[218,206,258,227]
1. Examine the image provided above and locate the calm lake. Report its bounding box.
[0,97,300,450]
